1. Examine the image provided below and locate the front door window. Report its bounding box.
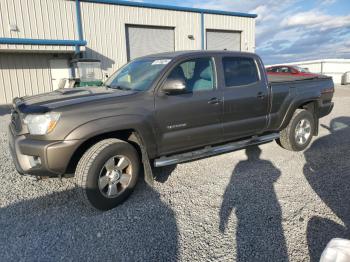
[167,57,215,92]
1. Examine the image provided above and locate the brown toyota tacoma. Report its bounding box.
[8,51,334,210]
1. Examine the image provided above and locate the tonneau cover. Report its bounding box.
[268,74,331,83]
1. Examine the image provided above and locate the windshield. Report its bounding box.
[294,66,310,73]
[104,58,171,91]
[77,62,103,82]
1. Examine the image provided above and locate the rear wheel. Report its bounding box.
[75,138,140,210]
[277,109,315,151]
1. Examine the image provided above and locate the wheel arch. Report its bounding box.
[280,99,320,135]
[65,129,140,174]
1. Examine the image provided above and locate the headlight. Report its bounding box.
[24,112,60,135]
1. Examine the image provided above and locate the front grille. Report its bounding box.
[11,110,22,132]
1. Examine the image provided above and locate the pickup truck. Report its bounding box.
[8,51,334,210]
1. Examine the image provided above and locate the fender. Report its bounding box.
[280,96,321,130]
[65,114,158,158]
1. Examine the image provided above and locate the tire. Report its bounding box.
[277,109,315,151]
[75,138,140,211]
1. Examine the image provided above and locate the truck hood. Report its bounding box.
[14,87,137,113]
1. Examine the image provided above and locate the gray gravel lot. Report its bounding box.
[0,87,349,262]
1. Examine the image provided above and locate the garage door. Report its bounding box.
[206,30,241,51]
[126,25,175,61]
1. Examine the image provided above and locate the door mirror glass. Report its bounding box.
[162,79,187,94]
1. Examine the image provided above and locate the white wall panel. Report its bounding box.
[0,53,54,104]
[323,62,350,73]
[0,0,78,52]
[301,63,323,73]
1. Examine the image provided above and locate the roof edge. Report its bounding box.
[80,0,258,18]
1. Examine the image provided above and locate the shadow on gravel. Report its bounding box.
[219,146,289,262]
[0,181,179,261]
[0,105,11,116]
[304,116,350,262]
[153,164,177,183]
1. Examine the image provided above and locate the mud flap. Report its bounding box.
[314,116,319,136]
[129,132,154,186]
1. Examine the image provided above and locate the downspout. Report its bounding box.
[75,0,84,56]
[201,12,205,50]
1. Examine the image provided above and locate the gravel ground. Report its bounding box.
[0,87,349,262]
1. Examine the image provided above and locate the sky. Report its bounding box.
[130,0,350,64]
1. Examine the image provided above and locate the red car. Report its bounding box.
[266,65,319,77]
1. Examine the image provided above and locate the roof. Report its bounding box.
[139,50,256,59]
[79,0,258,18]
[267,65,299,68]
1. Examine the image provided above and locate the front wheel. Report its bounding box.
[277,109,315,151]
[75,138,140,210]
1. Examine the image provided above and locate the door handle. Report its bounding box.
[257,92,265,99]
[208,97,221,105]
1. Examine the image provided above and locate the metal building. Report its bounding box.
[268,59,350,85]
[0,0,257,104]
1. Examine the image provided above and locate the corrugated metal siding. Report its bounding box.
[0,1,256,104]
[0,53,53,104]
[80,2,202,75]
[0,0,78,52]
[80,2,255,75]
[204,14,255,52]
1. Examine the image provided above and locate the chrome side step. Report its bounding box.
[154,133,279,167]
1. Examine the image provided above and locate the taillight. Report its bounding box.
[321,87,334,94]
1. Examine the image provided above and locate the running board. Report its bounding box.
[154,133,280,167]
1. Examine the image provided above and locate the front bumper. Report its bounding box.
[8,126,81,177]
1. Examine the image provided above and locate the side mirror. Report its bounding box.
[162,79,187,94]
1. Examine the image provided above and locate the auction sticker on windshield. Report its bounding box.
[152,59,171,65]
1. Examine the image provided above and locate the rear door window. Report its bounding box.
[223,57,259,87]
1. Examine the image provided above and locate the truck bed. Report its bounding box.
[268,74,332,83]
[266,74,334,132]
